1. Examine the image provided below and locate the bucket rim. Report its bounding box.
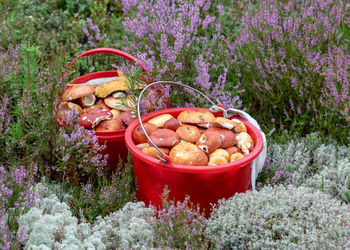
[125,107,263,173]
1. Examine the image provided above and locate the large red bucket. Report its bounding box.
[61,48,149,168]
[125,107,263,215]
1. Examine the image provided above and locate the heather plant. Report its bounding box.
[230,0,350,142]
[257,132,350,187]
[122,0,243,109]
[206,185,350,249]
[150,187,211,249]
[0,164,37,249]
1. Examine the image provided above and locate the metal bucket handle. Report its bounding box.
[136,80,223,163]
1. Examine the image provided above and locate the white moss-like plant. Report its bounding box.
[18,182,155,249]
[206,185,350,249]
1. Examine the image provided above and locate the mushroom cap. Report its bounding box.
[77,108,113,129]
[96,99,112,111]
[149,128,180,147]
[95,118,123,132]
[176,125,201,143]
[212,117,241,132]
[104,95,135,111]
[231,118,247,133]
[196,131,222,154]
[230,152,245,162]
[169,142,208,166]
[147,114,174,128]
[208,155,228,166]
[79,94,96,108]
[94,71,129,98]
[132,123,158,144]
[209,149,230,161]
[206,127,236,148]
[141,146,170,159]
[110,109,122,118]
[57,102,83,117]
[225,146,242,156]
[236,132,254,155]
[135,143,149,150]
[62,85,95,102]
[120,111,136,126]
[177,110,215,124]
[82,104,103,113]
[163,118,182,131]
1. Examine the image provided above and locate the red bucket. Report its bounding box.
[61,48,151,168]
[125,107,263,215]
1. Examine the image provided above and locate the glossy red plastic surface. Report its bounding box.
[125,107,263,216]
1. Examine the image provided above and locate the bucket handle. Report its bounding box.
[61,48,147,78]
[136,81,220,163]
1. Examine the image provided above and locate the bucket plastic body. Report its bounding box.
[125,107,263,215]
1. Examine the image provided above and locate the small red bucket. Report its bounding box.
[125,82,264,214]
[61,48,150,168]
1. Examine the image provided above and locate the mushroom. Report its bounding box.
[231,118,247,133]
[236,132,254,155]
[169,142,208,166]
[61,85,95,102]
[196,130,222,154]
[149,129,179,147]
[135,143,149,150]
[79,94,96,108]
[208,155,228,166]
[120,111,136,126]
[176,125,201,143]
[206,127,236,148]
[82,104,104,113]
[96,99,112,111]
[225,146,243,156]
[141,146,170,159]
[133,123,158,144]
[95,118,123,132]
[147,114,174,128]
[112,91,126,99]
[57,102,83,117]
[230,152,245,162]
[163,118,182,131]
[212,117,241,132]
[177,110,215,124]
[94,71,129,98]
[110,109,122,118]
[104,95,136,111]
[77,108,113,129]
[210,149,230,161]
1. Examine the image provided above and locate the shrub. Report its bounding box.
[230,0,350,141]
[206,185,350,249]
[122,0,242,109]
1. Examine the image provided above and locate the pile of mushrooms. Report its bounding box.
[133,110,255,166]
[58,71,140,131]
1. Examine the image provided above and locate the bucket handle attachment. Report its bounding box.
[137,81,222,163]
[61,48,147,78]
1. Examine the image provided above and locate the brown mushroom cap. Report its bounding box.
[210,149,230,161]
[163,118,182,131]
[135,143,149,150]
[230,152,245,162]
[231,118,247,133]
[196,131,222,154]
[57,102,83,117]
[132,123,158,144]
[176,125,201,143]
[206,127,236,148]
[96,99,112,111]
[62,85,95,102]
[236,132,254,155]
[110,109,122,118]
[208,155,228,166]
[212,117,241,132]
[149,129,180,147]
[120,111,136,126]
[95,118,123,132]
[147,114,174,128]
[77,108,113,129]
[141,146,170,159]
[177,110,215,124]
[104,95,135,111]
[169,142,208,166]
[225,146,242,156]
